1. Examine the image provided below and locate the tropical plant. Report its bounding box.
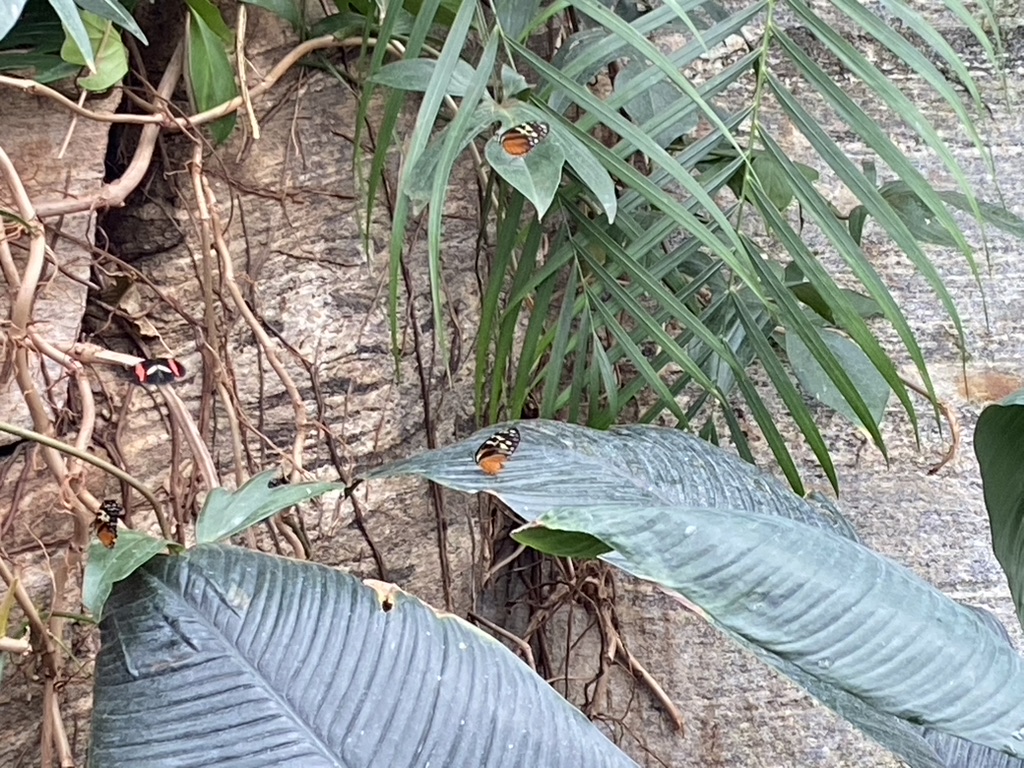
[353,0,1024,494]
[2,0,1020,492]
[88,409,1024,768]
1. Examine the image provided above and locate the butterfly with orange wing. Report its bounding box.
[94,499,125,549]
[474,427,521,475]
[498,122,549,158]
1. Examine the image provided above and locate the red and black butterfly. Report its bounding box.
[498,122,549,158]
[474,427,521,476]
[94,499,124,549]
[132,358,186,386]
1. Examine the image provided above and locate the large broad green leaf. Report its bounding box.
[524,501,1024,760]
[362,420,1024,765]
[975,389,1024,630]
[196,470,344,544]
[360,420,860,543]
[90,545,638,767]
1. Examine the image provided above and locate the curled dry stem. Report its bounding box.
[21,33,403,219]
[899,374,961,475]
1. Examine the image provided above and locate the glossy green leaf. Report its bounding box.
[195,470,344,544]
[184,0,232,43]
[975,389,1024,630]
[186,4,237,144]
[81,529,171,619]
[512,523,612,559]
[59,9,125,90]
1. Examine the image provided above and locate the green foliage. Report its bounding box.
[366,420,1024,765]
[786,327,890,429]
[185,0,237,143]
[195,470,344,543]
[82,473,343,618]
[59,9,126,90]
[241,0,305,32]
[91,545,636,766]
[81,530,173,619]
[350,0,1024,493]
[0,0,79,81]
[975,389,1024,630]
[0,0,143,80]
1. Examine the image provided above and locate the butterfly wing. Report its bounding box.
[133,358,187,386]
[474,427,521,475]
[93,500,124,549]
[499,122,549,157]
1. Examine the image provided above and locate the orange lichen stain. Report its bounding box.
[957,369,1021,405]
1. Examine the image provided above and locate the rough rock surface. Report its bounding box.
[0,4,1023,768]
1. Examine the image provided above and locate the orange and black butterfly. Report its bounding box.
[498,122,549,158]
[474,427,520,475]
[94,499,124,549]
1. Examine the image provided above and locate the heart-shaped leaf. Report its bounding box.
[485,132,565,219]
